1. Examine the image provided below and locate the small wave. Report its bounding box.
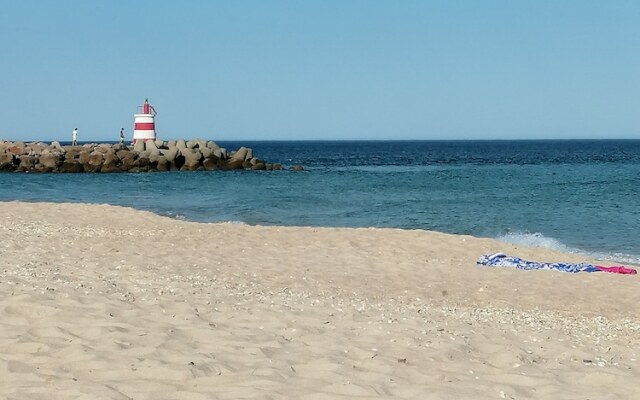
[583,252,640,266]
[162,212,187,221]
[497,232,573,253]
[496,232,640,265]
[214,220,248,225]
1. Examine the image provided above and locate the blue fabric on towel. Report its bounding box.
[477,253,599,273]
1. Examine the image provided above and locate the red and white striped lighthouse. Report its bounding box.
[133,98,157,143]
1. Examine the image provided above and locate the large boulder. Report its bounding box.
[200,147,213,158]
[155,139,164,149]
[7,142,26,155]
[100,152,120,172]
[155,155,170,171]
[176,139,187,149]
[134,156,151,171]
[116,149,131,160]
[60,160,84,173]
[65,148,82,161]
[37,153,63,171]
[95,143,112,153]
[203,156,220,171]
[133,140,145,152]
[224,159,245,170]
[213,148,224,159]
[27,142,45,155]
[163,147,179,163]
[78,150,93,165]
[85,152,104,172]
[148,148,161,159]
[251,162,266,171]
[0,153,16,171]
[180,148,202,170]
[230,146,249,162]
[206,141,220,150]
[119,152,137,171]
[18,155,37,171]
[145,140,158,152]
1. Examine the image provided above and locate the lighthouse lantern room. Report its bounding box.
[133,99,157,143]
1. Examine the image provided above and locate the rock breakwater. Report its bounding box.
[0,139,298,173]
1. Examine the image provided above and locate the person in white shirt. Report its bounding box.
[72,128,78,146]
[119,128,125,145]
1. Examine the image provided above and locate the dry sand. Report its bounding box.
[0,201,638,399]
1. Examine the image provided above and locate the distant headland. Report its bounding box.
[0,139,303,173]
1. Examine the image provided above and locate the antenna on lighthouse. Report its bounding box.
[133,99,157,143]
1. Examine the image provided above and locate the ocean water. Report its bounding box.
[1,140,639,263]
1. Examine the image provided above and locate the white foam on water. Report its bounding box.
[497,232,573,253]
[216,220,248,225]
[496,232,640,266]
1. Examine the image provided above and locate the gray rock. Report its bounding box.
[96,143,112,153]
[0,153,16,171]
[81,154,103,172]
[155,155,170,171]
[61,160,83,173]
[225,159,245,170]
[119,152,137,171]
[181,148,202,170]
[148,149,161,159]
[163,147,179,163]
[200,147,213,158]
[38,153,62,171]
[230,146,248,161]
[101,152,120,172]
[6,142,26,155]
[196,139,208,149]
[65,148,82,161]
[145,140,158,152]
[78,150,93,165]
[133,140,145,152]
[203,157,219,171]
[186,139,199,149]
[116,149,131,160]
[18,155,37,171]
[27,143,45,154]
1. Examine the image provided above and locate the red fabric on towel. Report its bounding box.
[595,266,637,275]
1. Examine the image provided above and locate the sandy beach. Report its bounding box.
[0,201,638,399]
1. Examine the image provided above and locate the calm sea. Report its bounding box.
[1,140,639,263]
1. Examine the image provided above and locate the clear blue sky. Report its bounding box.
[1,0,639,141]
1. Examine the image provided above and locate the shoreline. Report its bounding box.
[3,198,638,267]
[1,201,639,398]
